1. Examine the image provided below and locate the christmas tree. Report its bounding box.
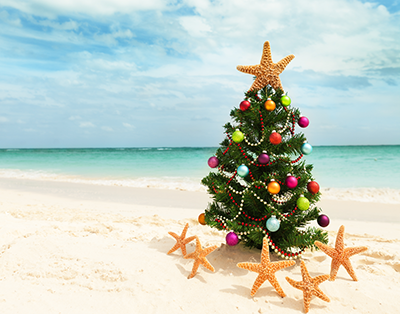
[201,41,329,259]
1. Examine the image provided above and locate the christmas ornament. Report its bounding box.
[184,236,218,279]
[198,213,206,225]
[314,225,368,281]
[301,142,313,155]
[258,152,270,164]
[167,223,197,256]
[266,216,280,232]
[317,214,330,227]
[298,116,309,128]
[286,260,330,313]
[297,196,309,211]
[207,156,219,168]
[226,232,239,246]
[281,95,291,107]
[267,180,280,194]
[237,164,249,177]
[240,100,251,111]
[285,175,298,189]
[237,238,295,297]
[236,41,295,91]
[269,131,282,145]
[307,181,320,194]
[232,130,244,143]
[264,99,276,111]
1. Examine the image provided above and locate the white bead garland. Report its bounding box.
[277,110,292,134]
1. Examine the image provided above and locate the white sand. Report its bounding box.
[0,178,399,313]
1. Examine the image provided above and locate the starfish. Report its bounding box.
[167,223,196,256]
[237,238,295,297]
[184,236,218,279]
[314,225,368,281]
[286,260,330,313]
[237,41,295,91]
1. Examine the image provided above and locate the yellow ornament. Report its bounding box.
[198,213,206,225]
[267,180,280,194]
[232,130,244,143]
[264,99,276,111]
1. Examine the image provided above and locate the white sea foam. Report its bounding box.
[0,169,206,192]
[320,187,400,204]
[1,169,400,203]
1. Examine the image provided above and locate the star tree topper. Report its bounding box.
[237,41,295,91]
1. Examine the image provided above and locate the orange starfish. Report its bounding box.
[237,41,295,91]
[167,223,196,256]
[286,260,330,313]
[184,236,218,279]
[237,238,295,297]
[314,225,368,281]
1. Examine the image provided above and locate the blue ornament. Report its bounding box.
[266,216,280,232]
[237,164,249,177]
[301,142,313,155]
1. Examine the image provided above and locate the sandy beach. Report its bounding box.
[0,178,399,313]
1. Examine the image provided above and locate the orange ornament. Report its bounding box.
[198,213,206,225]
[264,99,276,111]
[267,181,280,194]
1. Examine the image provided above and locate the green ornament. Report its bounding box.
[281,95,291,107]
[297,196,310,211]
[232,130,244,143]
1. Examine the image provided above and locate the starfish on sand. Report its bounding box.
[314,225,368,281]
[237,41,295,91]
[167,223,196,256]
[184,237,218,279]
[237,238,295,297]
[286,260,330,313]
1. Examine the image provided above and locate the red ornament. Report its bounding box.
[307,181,320,194]
[269,131,282,145]
[240,100,251,111]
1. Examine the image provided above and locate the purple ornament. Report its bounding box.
[208,156,219,168]
[285,175,298,189]
[226,232,239,246]
[258,153,270,164]
[298,116,309,128]
[317,214,330,227]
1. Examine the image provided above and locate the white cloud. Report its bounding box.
[179,16,212,37]
[101,126,113,131]
[79,122,95,128]
[0,10,22,26]
[0,0,399,148]
[123,123,135,129]
[0,116,8,123]
[0,0,168,18]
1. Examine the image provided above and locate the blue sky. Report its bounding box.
[0,0,399,148]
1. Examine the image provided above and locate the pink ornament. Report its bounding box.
[258,153,270,164]
[240,100,251,111]
[207,156,219,168]
[317,214,330,227]
[226,232,239,246]
[298,116,309,128]
[285,175,298,189]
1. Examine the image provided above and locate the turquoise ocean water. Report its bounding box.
[0,146,399,203]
